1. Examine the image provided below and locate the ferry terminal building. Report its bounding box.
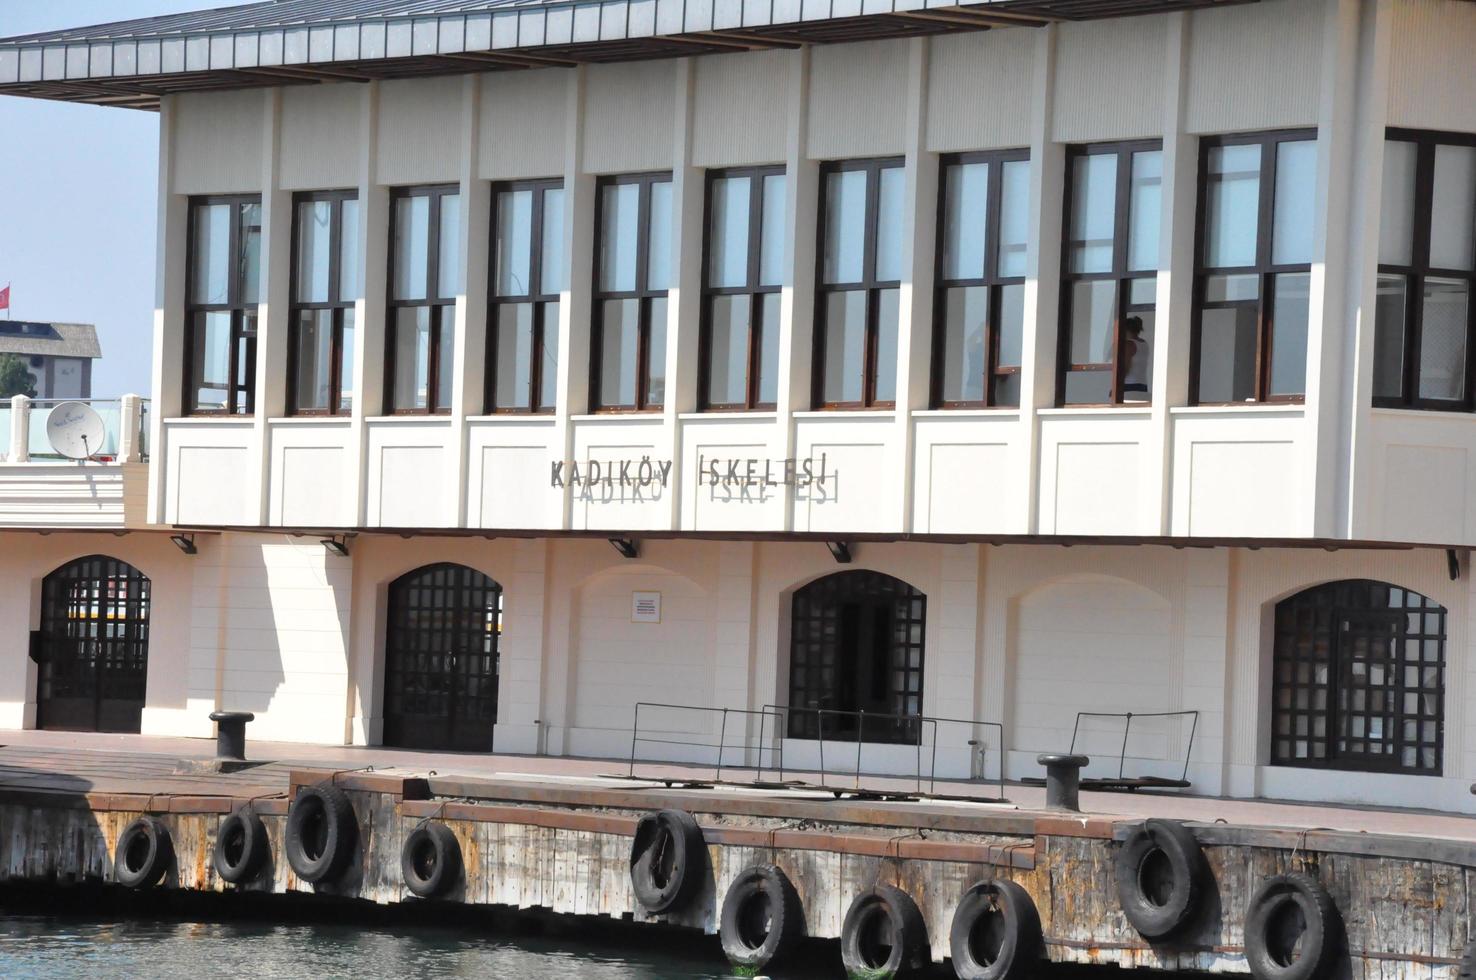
[2,0,1475,815]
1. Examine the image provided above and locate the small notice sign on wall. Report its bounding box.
[631,591,662,624]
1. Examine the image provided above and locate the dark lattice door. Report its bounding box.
[383,563,501,752]
[37,556,151,733]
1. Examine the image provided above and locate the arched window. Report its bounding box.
[383,563,502,752]
[787,570,926,744]
[1272,580,1445,775]
[38,555,151,733]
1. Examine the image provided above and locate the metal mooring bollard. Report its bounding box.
[209,711,256,762]
[1037,753,1090,811]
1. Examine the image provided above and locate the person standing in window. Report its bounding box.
[1121,316,1149,402]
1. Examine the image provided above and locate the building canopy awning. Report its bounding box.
[0,0,1254,110]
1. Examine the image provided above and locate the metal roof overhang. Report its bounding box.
[0,0,1254,110]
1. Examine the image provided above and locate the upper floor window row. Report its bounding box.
[185,196,260,415]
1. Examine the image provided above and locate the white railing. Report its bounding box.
[0,395,148,463]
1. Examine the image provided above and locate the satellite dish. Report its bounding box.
[47,401,107,461]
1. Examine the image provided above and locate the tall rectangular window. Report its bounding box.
[1059,142,1161,405]
[185,196,261,415]
[593,172,672,411]
[387,185,460,414]
[289,191,359,415]
[1374,131,1476,410]
[815,157,905,409]
[1192,130,1317,404]
[701,166,786,410]
[934,150,1030,408]
[489,179,564,413]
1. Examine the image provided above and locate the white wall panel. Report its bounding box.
[480,68,567,180]
[1051,15,1168,143]
[172,89,264,194]
[279,446,348,527]
[479,445,553,528]
[1187,440,1300,537]
[582,60,676,174]
[692,50,791,167]
[280,82,361,190]
[1387,0,1476,132]
[926,30,1034,153]
[1381,444,1467,544]
[1185,0,1323,134]
[681,416,788,532]
[376,75,461,185]
[1052,442,1143,534]
[377,445,448,525]
[174,445,250,525]
[807,40,908,159]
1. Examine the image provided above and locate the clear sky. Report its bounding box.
[0,2,248,399]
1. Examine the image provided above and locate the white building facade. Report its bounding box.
[3,0,1476,812]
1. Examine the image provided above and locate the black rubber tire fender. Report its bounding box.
[840,884,930,978]
[402,821,462,899]
[1114,818,1212,940]
[1244,871,1341,980]
[284,784,357,884]
[213,805,269,885]
[949,878,1043,980]
[629,808,706,914]
[718,863,805,970]
[114,815,172,889]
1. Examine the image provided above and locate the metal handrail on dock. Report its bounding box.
[627,702,787,784]
[1063,709,1200,790]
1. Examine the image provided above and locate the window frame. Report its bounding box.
[287,189,358,417]
[487,177,564,415]
[932,148,1030,409]
[1373,128,1476,412]
[385,183,460,416]
[699,165,787,412]
[591,171,673,413]
[1056,139,1162,408]
[183,194,262,416]
[1189,127,1318,407]
[813,156,906,411]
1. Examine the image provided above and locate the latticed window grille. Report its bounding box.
[1271,579,1444,775]
[384,563,502,752]
[787,570,926,745]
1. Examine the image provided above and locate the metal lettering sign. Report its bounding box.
[548,454,837,504]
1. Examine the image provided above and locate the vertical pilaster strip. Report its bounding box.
[253,87,288,526]
[666,57,702,530]
[895,37,937,532]
[148,94,186,524]
[554,66,593,531]
[777,47,815,533]
[1020,25,1061,534]
[350,81,385,527]
[452,73,490,528]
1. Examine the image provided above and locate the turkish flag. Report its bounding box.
[0,285,9,310]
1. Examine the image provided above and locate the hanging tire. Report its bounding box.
[285,784,357,884]
[1459,939,1476,979]
[402,821,462,899]
[841,884,930,978]
[719,864,805,970]
[949,879,1042,980]
[114,815,172,889]
[629,808,706,914]
[1244,872,1341,980]
[1115,819,1212,940]
[214,805,269,885]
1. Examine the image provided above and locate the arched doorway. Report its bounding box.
[787,570,926,744]
[1271,580,1445,775]
[383,563,502,752]
[37,555,151,732]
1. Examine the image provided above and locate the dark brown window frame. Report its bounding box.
[385,183,459,416]
[591,171,673,413]
[488,177,564,415]
[288,189,357,417]
[700,165,786,412]
[1373,128,1476,412]
[1189,128,1318,406]
[932,148,1030,409]
[183,194,261,416]
[814,156,906,411]
[1057,140,1161,408]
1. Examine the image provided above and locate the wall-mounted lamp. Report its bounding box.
[609,537,639,559]
[1448,548,1463,582]
[826,541,852,564]
[322,535,351,558]
[170,533,197,556]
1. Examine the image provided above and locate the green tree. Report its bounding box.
[0,353,37,399]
